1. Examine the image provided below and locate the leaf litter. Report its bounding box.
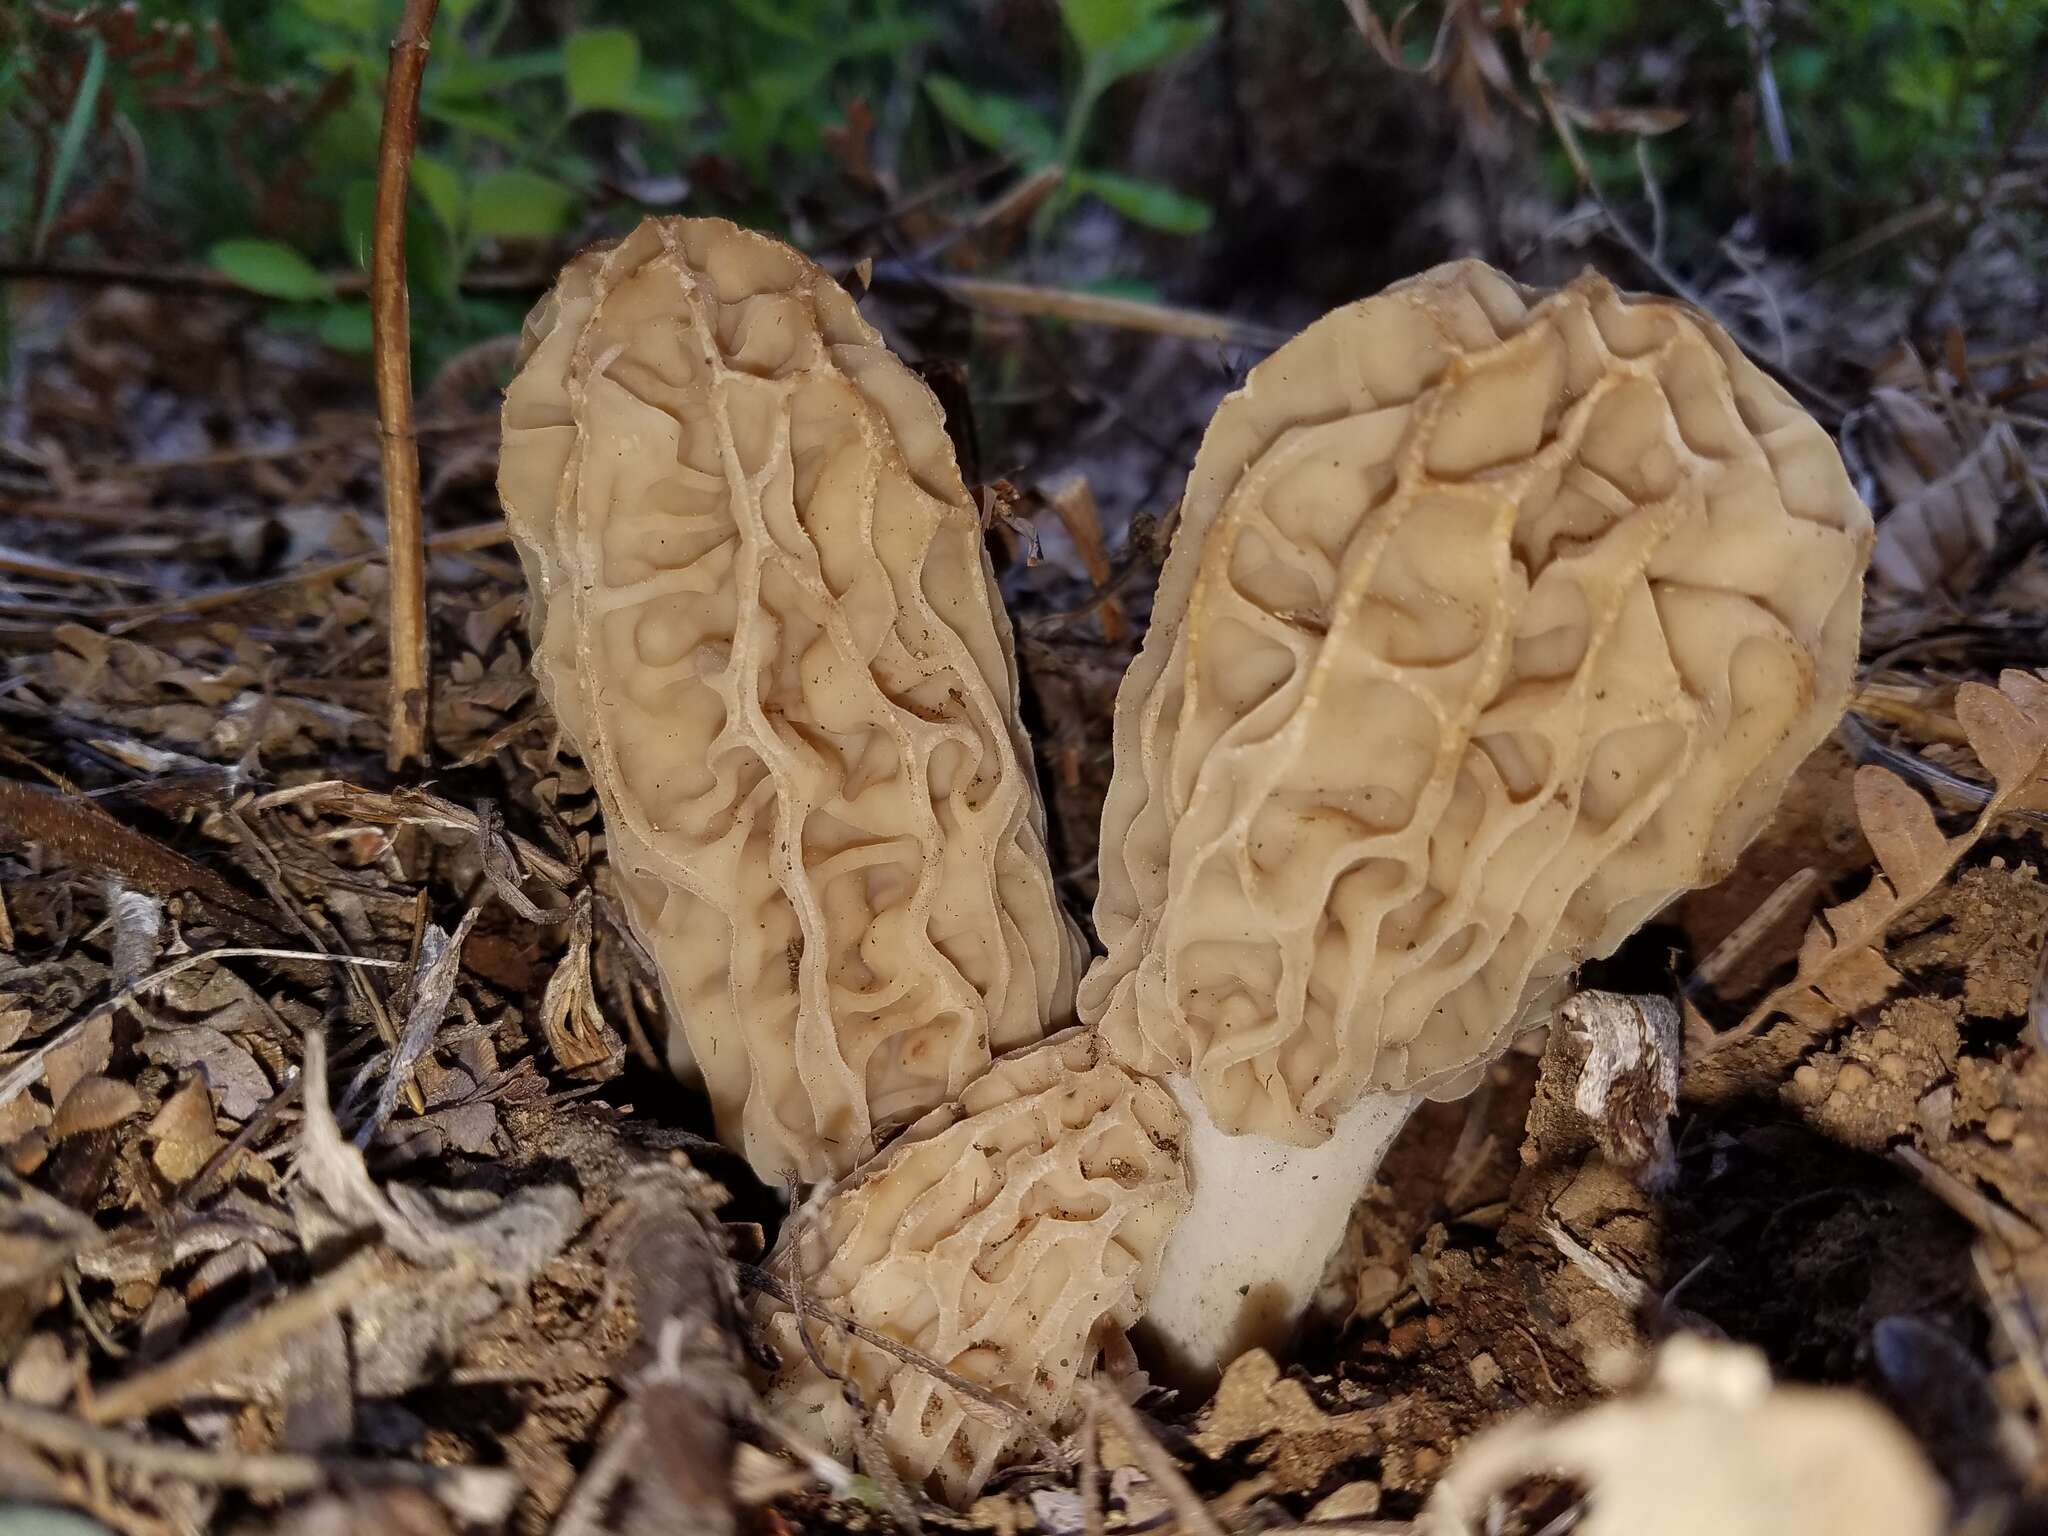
[2,95,2048,1536]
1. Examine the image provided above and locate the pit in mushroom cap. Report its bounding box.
[1080,259,1873,1378]
[498,217,1085,1184]
[755,1027,1188,1505]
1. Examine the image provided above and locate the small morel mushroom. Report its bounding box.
[756,1028,1187,1504]
[1079,260,1873,1380]
[499,217,1084,1183]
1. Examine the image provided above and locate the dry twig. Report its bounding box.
[1083,1382,1228,1536]
[0,1397,515,1516]
[371,0,441,768]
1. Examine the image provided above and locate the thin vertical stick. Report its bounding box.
[371,0,441,770]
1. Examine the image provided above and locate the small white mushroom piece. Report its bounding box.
[499,217,1084,1184]
[1080,260,1874,1381]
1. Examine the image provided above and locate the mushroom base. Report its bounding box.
[1135,1079,1420,1386]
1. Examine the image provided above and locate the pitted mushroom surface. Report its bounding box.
[754,1028,1188,1503]
[500,217,1084,1184]
[1080,259,1872,1376]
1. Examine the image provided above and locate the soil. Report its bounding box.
[5,119,2048,1536]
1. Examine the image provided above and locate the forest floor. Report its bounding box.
[3,68,2048,1536]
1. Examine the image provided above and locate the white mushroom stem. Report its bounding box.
[1137,1078,1420,1384]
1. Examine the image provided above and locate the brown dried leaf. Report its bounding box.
[1736,671,2048,1040]
[139,1024,271,1122]
[360,906,480,1143]
[1813,943,1905,1015]
[148,1075,223,1183]
[1193,1349,1378,1494]
[1866,387,2009,594]
[538,898,623,1079]
[51,1074,143,1139]
[1854,766,1950,896]
[1955,681,2046,792]
[0,993,30,1053]
[1997,668,2048,722]
[42,1013,114,1107]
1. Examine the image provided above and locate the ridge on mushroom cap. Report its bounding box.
[1080,259,1873,1145]
[500,216,1085,1183]
[755,1027,1189,1504]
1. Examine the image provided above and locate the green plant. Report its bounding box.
[925,0,1219,236]
[4,0,930,367]
[1527,0,2047,249]
[202,0,704,359]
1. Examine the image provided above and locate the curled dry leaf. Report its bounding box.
[359,906,479,1145]
[536,896,624,1079]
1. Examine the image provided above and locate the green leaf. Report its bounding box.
[341,178,378,268]
[430,49,566,101]
[837,17,941,56]
[32,34,106,256]
[1073,170,1212,233]
[316,302,375,353]
[408,208,462,306]
[1094,11,1218,85]
[209,238,334,301]
[565,27,641,113]
[294,0,378,30]
[419,99,525,145]
[411,154,465,238]
[467,169,577,240]
[727,0,818,44]
[611,69,701,122]
[1059,0,1143,55]
[925,76,1057,161]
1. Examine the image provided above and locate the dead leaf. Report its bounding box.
[1738,672,2048,1037]
[1854,765,1950,892]
[1865,386,2010,594]
[148,1075,223,1183]
[1955,680,2042,790]
[1193,1350,1378,1493]
[358,906,480,1146]
[6,1333,74,1408]
[51,1074,142,1139]
[139,1025,270,1121]
[41,1013,114,1107]
[0,993,30,1053]
[538,897,624,1079]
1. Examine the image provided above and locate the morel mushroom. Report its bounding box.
[500,217,1084,1183]
[1080,260,1873,1379]
[756,1028,1187,1504]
